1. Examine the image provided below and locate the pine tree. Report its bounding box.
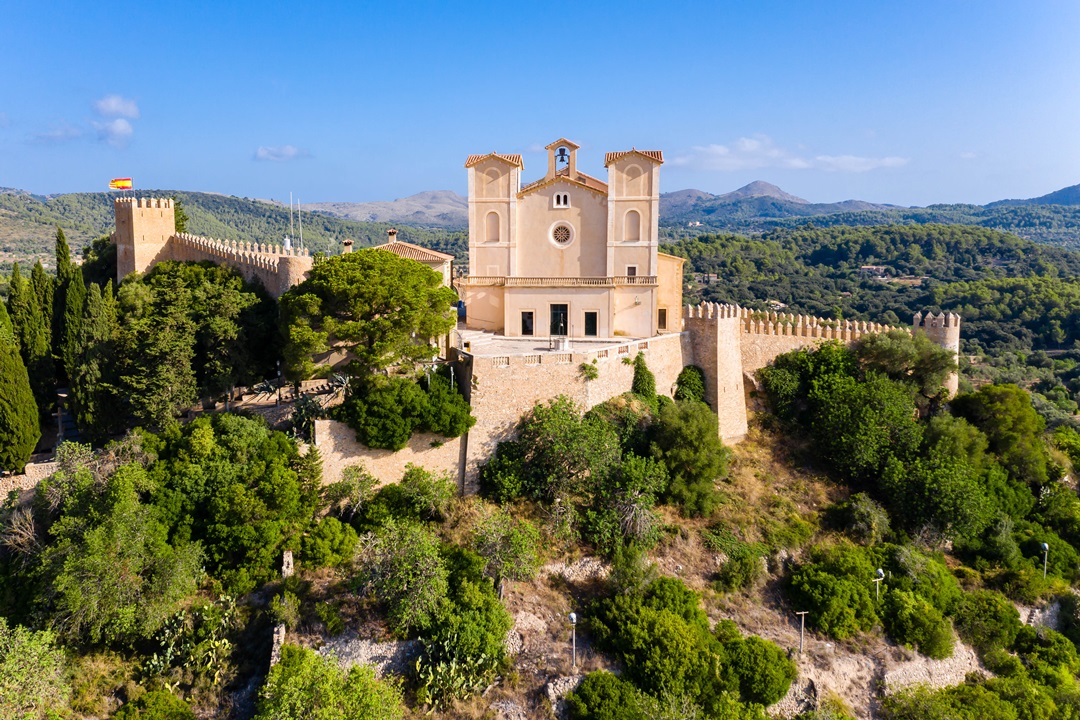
[71,282,122,441]
[53,226,76,381]
[7,264,53,417]
[61,267,87,382]
[0,334,41,472]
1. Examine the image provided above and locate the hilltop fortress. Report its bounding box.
[111,139,960,487]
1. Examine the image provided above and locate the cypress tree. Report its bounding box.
[0,302,13,345]
[53,227,76,380]
[0,334,41,472]
[61,267,87,382]
[72,282,122,441]
[8,263,53,416]
[30,261,54,348]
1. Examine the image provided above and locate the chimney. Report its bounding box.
[387,228,398,242]
[342,238,354,254]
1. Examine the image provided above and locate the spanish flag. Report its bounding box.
[108,177,133,190]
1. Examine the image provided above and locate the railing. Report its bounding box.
[458,275,657,288]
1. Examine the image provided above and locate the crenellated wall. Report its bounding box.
[171,233,313,297]
[113,197,313,297]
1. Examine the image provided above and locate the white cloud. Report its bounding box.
[93,118,134,148]
[673,134,908,173]
[254,145,311,162]
[93,94,140,119]
[30,122,83,144]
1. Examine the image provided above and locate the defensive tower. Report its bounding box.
[114,197,176,282]
[915,311,962,396]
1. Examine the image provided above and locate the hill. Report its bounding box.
[659,181,1080,247]
[0,190,468,274]
[304,190,468,227]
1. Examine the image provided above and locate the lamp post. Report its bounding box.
[795,611,808,656]
[276,360,282,406]
[569,612,578,670]
[1042,542,1050,579]
[873,568,885,601]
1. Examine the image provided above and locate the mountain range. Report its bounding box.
[3,181,1080,271]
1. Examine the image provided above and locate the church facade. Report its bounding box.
[458,139,685,340]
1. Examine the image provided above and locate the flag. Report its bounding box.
[108,178,133,190]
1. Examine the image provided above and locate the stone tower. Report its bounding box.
[684,303,749,442]
[114,197,176,282]
[914,311,962,397]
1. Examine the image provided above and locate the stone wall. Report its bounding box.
[462,332,691,490]
[0,461,57,500]
[171,233,313,298]
[312,419,463,487]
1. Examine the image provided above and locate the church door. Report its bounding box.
[550,304,568,336]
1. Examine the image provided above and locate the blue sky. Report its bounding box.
[1,1,1078,206]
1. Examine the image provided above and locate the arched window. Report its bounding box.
[485,211,500,243]
[624,209,641,242]
[554,193,570,208]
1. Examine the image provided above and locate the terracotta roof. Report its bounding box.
[464,152,524,169]
[373,239,454,264]
[604,149,664,167]
[545,137,581,150]
[518,168,609,197]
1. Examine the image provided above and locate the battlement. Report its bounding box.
[114,197,173,209]
[915,310,962,330]
[683,303,894,341]
[173,232,311,259]
[171,232,313,296]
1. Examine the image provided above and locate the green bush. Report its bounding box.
[359,521,448,636]
[302,517,359,568]
[113,690,195,720]
[271,591,301,631]
[254,644,404,720]
[714,553,764,594]
[474,510,542,586]
[0,618,70,719]
[954,589,1021,652]
[674,365,707,404]
[882,589,955,659]
[786,543,878,640]
[566,671,649,719]
[477,440,525,504]
[316,601,345,636]
[398,464,457,521]
[721,623,797,706]
[650,400,729,517]
[421,373,476,437]
[843,493,891,545]
[631,352,657,406]
[333,377,428,450]
[882,545,963,617]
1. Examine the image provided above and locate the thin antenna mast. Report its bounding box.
[298,198,304,249]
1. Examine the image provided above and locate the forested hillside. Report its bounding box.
[664,224,1080,424]
[0,190,467,274]
[660,201,1080,248]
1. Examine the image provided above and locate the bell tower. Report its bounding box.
[546,138,579,179]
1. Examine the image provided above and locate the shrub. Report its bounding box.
[316,601,345,636]
[474,510,542,588]
[714,553,764,594]
[650,400,729,516]
[422,373,475,438]
[254,644,404,720]
[478,440,525,504]
[322,463,378,522]
[398,464,457,521]
[566,671,648,719]
[302,517,359,568]
[786,543,878,640]
[333,377,428,450]
[882,589,955,659]
[631,352,657,405]
[608,542,659,598]
[954,589,1021,652]
[0,618,70,718]
[882,545,963,616]
[674,365,707,404]
[113,690,195,720]
[844,493,891,544]
[722,624,797,706]
[359,521,448,636]
[270,591,301,631]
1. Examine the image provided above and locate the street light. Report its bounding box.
[1042,542,1050,579]
[569,612,578,669]
[873,568,885,601]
